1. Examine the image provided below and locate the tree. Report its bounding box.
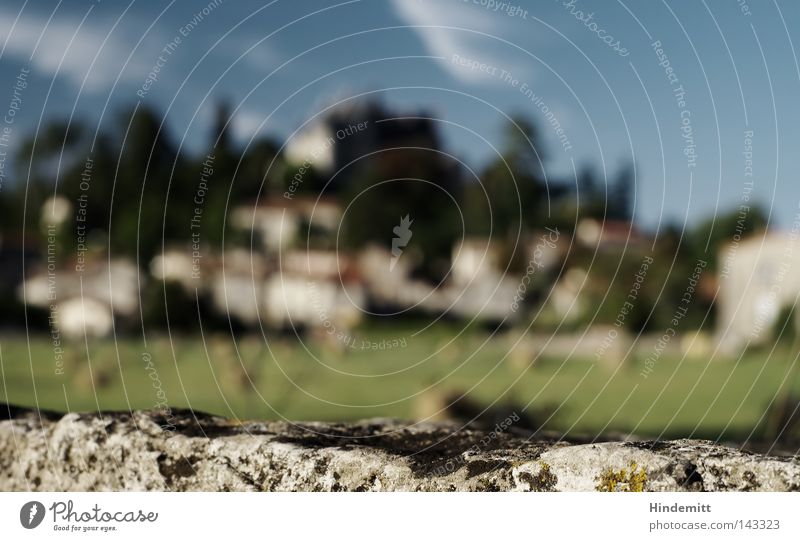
[476,116,549,237]
[683,204,768,268]
[343,147,463,281]
[608,162,635,221]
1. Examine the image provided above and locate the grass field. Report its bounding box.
[2,324,799,441]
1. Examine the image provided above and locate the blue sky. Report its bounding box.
[1,0,799,231]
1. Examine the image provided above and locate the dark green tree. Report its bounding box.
[343,147,463,281]
[683,204,768,269]
[608,162,635,221]
[478,116,547,236]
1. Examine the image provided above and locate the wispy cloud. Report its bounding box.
[0,5,162,93]
[230,41,280,73]
[390,0,529,84]
[232,108,269,141]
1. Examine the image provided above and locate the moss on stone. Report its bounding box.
[533,462,558,491]
[596,462,647,492]
[517,461,558,491]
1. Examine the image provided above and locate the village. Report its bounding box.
[2,98,794,368]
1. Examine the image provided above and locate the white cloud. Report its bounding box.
[232,108,268,141]
[233,42,279,73]
[0,7,162,93]
[390,0,529,84]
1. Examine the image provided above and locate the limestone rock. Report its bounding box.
[1,405,798,491]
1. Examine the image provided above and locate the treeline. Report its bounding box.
[0,101,644,266]
[1,104,286,263]
[0,99,768,333]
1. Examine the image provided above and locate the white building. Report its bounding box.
[264,250,365,330]
[717,231,800,353]
[231,197,342,253]
[21,259,138,338]
[285,122,335,172]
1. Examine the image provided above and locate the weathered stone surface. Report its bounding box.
[1,405,798,491]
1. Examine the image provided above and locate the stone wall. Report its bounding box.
[1,405,798,491]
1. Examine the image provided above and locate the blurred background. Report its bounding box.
[1,0,800,450]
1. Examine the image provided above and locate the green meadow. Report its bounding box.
[2,325,798,442]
